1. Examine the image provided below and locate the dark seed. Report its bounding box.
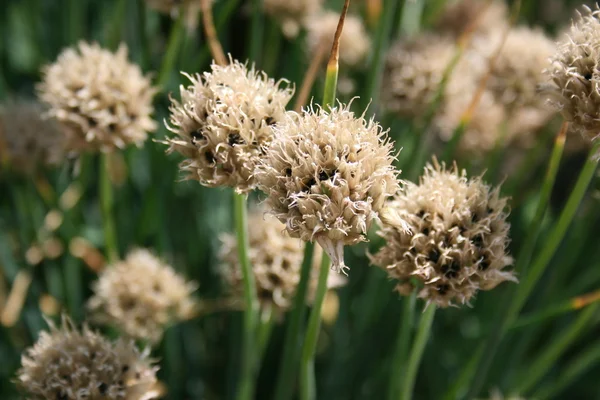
[429,250,439,263]
[99,382,108,394]
[472,235,484,247]
[584,72,593,80]
[205,151,215,164]
[285,167,292,176]
[479,259,490,271]
[319,170,329,181]
[437,284,449,296]
[265,116,276,125]
[228,132,242,146]
[422,228,430,236]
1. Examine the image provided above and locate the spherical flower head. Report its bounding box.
[37,42,157,153]
[305,11,370,67]
[255,103,400,275]
[545,5,600,140]
[370,161,516,308]
[87,249,198,344]
[264,0,323,38]
[16,316,160,400]
[165,59,294,193]
[435,0,508,38]
[0,101,65,174]
[219,207,345,314]
[381,34,458,117]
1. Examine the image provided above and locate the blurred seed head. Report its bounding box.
[545,5,600,141]
[255,103,400,274]
[0,101,66,174]
[264,0,323,38]
[37,42,158,153]
[165,59,294,193]
[219,207,345,315]
[16,316,160,400]
[370,161,516,308]
[87,249,198,344]
[305,11,370,68]
[434,0,508,38]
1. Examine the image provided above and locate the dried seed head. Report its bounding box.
[255,103,400,274]
[381,34,460,117]
[16,316,160,400]
[165,59,294,193]
[87,249,197,344]
[545,5,600,140]
[37,42,157,153]
[219,207,345,314]
[264,0,323,38]
[370,161,516,308]
[0,101,65,174]
[305,11,370,67]
[435,0,508,38]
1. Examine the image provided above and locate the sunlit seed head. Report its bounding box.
[264,0,323,38]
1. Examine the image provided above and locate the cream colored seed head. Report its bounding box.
[305,11,370,67]
[219,207,345,314]
[435,0,508,37]
[0,101,65,174]
[264,0,323,38]
[255,103,400,275]
[165,59,294,193]
[16,315,160,400]
[87,249,197,344]
[381,34,458,117]
[545,5,600,141]
[370,161,516,308]
[37,42,157,153]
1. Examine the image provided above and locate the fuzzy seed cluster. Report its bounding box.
[264,0,323,38]
[435,0,508,38]
[545,5,600,141]
[219,207,345,314]
[0,101,65,174]
[370,162,516,307]
[87,249,197,344]
[305,11,370,67]
[165,59,294,193]
[16,316,160,400]
[37,42,157,153]
[255,103,399,275]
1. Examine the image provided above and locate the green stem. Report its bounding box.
[440,120,467,162]
[248,0,264,63]
[398,0,424,37]
[534,339,600,400]
[273,242,315,400]
[106,0,128,49]
[514,303,599,394]
[67,0,84,44]
[136,0,151,69]
[323,65,339,110]
[262,20,282,75]
[100,153,118,263]
[233,193,259,400]
[388,292,416,400]
[299,252,330,400]
[257,307,274,363]
[465,139,599,399]
[157,15,185,90]
[364,0,400,112]
[400,305,436,400]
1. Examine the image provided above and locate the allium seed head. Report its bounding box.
[305,11,370,67]
[219,207,345,314]
[370,161,516,308]
[264,0,323,38]
[37,42,157,153]
[165,59,294,193]
[435,0,508,38]
[87,249,197,344]
[255,103,400,275]
[16,315,160,400]
[545,5,600,140]
[0,101,66,174]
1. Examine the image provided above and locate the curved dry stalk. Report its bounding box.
[0,271,32,327]
[201,0,227,66]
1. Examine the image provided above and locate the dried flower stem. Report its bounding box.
[515,303,599,393]
[201,0,227,67]
[158,15,185,88]
[299,252,330,400]
[466,138,600,399]
[0,270,32,327]
[323,0,350,109]
[388,292,416,400]
[100,153,118,263]
[273,242,315,400]
[294,38,330,112]
[400,305,436,400]
[233,193,259,400]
